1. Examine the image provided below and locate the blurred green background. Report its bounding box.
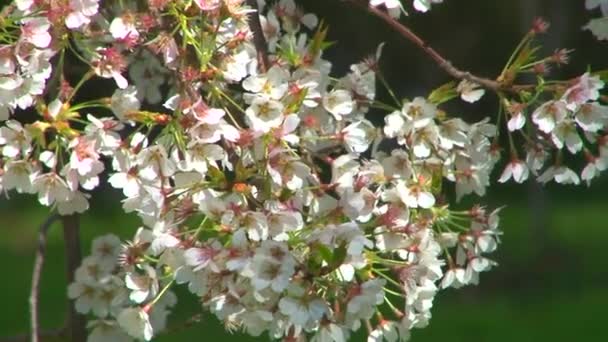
[1,0,607,341]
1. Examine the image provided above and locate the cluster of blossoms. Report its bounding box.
[0,0,606,341]
[506,73,608,186]
[68,234,176,341]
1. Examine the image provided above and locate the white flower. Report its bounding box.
[75,256,112,282]
[57,190,90,215]
[369,0,403,18]
[402,97,437,130]
[323,89,354,120]
[69,137,104,177]
[413,0,444,13]
[117,307,154,341]
[20,17,52,48]
[439,118,468,149]
[275,0,319,32]
[562,73,604,109]
[2,160,36,193]
[346,279,386,326]
[457,80,485,103]
[85,115,123,154]
[68,281,98,314]
[507,111,526,131]
[93,48,128,89]
[179,141,225,174]
[65,0,100,29]
[15,0,34,12]
[267,206,304,240]
[531,100,569,133]
[261,11,281,52]
[278,293,329,329]
[498,159,529,183]
[440,268,467,289]
[575,102,608,132]
[382,150,412,179]
[137,145,176,181]
[537,165,580,185]
[32,173,71,206]
[247,240,295,293]
[0,120,31,158]
[525,146,548,173]
[111,85,141,121]
[65,0,99,29]
[109,16,139,40]
[222,49,252,82]
[194,0,221,11]
[183,99,226,125]
[368,320,399,342]
[108,151,144,198]
[410,124,439,158]
[395,180,435,209]
[91,234,122,270]
[184,246,219,272]
[383,111,407,143]
[551,121,582,154]
[581,156,607,185]
[331,154,360,189]
[342,120,375,153]
[246,97,285,133]
[125,266,158,304]
[243,65,289,100]
[311,322,348,342]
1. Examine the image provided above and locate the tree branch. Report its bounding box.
[246,0,270,72]
[29,214,59,342]
[62,215,87,342]
[347,0,531,92]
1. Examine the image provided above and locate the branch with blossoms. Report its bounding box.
[351,0,578,94]
[0,1,606,342]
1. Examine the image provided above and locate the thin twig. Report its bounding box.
[61,215,87,342]
[346,0,556,93]
[246,0,270,72]
[29,214,59,342]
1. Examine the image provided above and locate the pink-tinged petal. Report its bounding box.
[65,12,89,29]
[30,31,51,48]
[113,72,128,89]
[512,162,529,183]
[282,114,300,135]
[220,123,240,142]
[201,108,225,125]
[507,113,525,131]
[108,172,127,188]
[417,191,435,209]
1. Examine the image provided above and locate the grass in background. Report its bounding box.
[0,180,606,341]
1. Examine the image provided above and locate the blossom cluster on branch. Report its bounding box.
[0,0,606,341]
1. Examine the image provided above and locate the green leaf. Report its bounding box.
[428,81,458,105]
